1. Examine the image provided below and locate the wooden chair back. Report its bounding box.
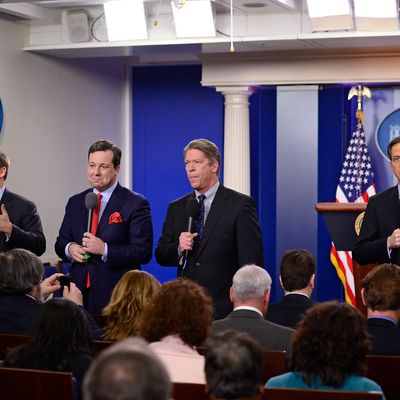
[0,333,30,359]
[366,354,400,400]
[263,387,382,400]
[173,382,208,400]
[92,339,114,357]
[263,350,286,383]
[0,367,75,400]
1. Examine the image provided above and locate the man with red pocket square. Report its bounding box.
[55,140,153,314]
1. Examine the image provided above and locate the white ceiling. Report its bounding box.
[1,0,400,63]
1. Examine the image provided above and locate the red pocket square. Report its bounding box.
[109,212,123,224]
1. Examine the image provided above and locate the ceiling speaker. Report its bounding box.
[66,9,90,43]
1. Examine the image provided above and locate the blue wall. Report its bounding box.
[131,66,360,303]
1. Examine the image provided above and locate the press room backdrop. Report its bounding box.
[132,64,397,304]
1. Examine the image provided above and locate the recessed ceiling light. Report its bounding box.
[243,2,267,8]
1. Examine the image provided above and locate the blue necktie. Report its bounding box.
[196,194,206,239]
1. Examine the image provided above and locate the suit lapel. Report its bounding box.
[195,185,228,257]
[96,183,124,236]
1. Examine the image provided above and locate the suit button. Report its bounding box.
[196,262,200,267]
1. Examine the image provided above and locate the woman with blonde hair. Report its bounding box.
[102,270,161,341]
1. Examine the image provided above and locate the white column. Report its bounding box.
[216,86,253,195]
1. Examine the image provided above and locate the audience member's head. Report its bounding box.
[0,248,43,298]
[4,298,91,371]
[279,249,316,295]
[205,330,264,400]
[83,337,171,400]
[290,301,370,388]
[231,264,272,316]
[136,278,213,347]
[362,263,400,320]
[102,270,161,341]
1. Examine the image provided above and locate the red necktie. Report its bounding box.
[86,193,102,288]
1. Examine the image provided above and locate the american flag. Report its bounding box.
[330,115,376,305]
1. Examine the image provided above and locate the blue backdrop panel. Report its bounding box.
[132,65,224,282]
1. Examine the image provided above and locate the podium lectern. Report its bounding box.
[316,202,377,316]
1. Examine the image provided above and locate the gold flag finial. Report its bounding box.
[348,85,371,124]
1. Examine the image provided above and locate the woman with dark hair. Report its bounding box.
[4,298,93,392]
[136,278,213,384]
[102,270,161,341]
[265,301,386,398]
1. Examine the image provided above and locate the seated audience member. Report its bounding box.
[361,263,400,355]
[0,248,83,335]
[136,278,213,384]
[205,330,264,400]
[211,264,293,357]
[265,301,386,399]
[83,337,171,400]
[102,270,161,341]
[4,298,93,394]
[266,249,316,328]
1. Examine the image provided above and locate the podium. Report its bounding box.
[316,202,377,316]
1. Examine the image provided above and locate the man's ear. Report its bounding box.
[309,274,315,289]
[361,288,367,307]
[278,275,284,289]
[229,286,234,303]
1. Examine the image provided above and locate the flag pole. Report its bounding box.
[348,85,371,123]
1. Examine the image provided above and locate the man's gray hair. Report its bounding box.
[232,264,271,301]
[83,337,171,400]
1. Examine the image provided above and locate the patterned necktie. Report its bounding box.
[91,193,103,235]
[87,193,102,289]
[196,194,206,240]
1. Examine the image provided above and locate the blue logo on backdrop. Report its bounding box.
[376,108,400,161]
[0,99,3,135]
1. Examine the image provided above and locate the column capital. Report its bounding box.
[215,86,254,97]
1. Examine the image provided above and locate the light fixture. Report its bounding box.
[354,0,398,31]
[171,0,216,38]
[306,0,353,32]
[104,0,147,41]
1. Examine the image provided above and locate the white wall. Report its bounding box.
[0,19,127,262]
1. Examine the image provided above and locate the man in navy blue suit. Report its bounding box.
[55,140,153,314]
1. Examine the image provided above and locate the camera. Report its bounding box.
[59,275,70,291]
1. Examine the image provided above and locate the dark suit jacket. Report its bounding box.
[55,183,153,314]
[212,309,294,357]
[155,185,264,319]
[0,294,102,338]
[367,317,400,355]
[353,186,400,265]
[0,189,45,256]
[265,294,316,329]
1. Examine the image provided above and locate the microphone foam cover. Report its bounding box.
[85,192,98,210]
[186,198,200,218]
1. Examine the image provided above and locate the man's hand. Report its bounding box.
[178,231,198,254]
[40,272,63,298]
[63,282,83,305]
[0,204,13,235]
[388,228,400,249]
[82,232,105,256]
[68,243,86,263]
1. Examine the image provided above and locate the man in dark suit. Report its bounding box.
[55,140,153,314]
[266,249,317,329]
[211,265,293,356]
[353,137,400,265]
[155,139,264,319]
[0,249,83,335]
[0,151,45,256]
[361,263,400,355]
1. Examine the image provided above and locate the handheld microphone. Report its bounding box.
[85,192,98,233]
[181,198,200,269]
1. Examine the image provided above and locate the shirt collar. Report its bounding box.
[195,180,220,200]
[368,315,398,325]
[284,291,310,299]
[93,180,118,201]
[0,185,6,201]
[234,305,263,317]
